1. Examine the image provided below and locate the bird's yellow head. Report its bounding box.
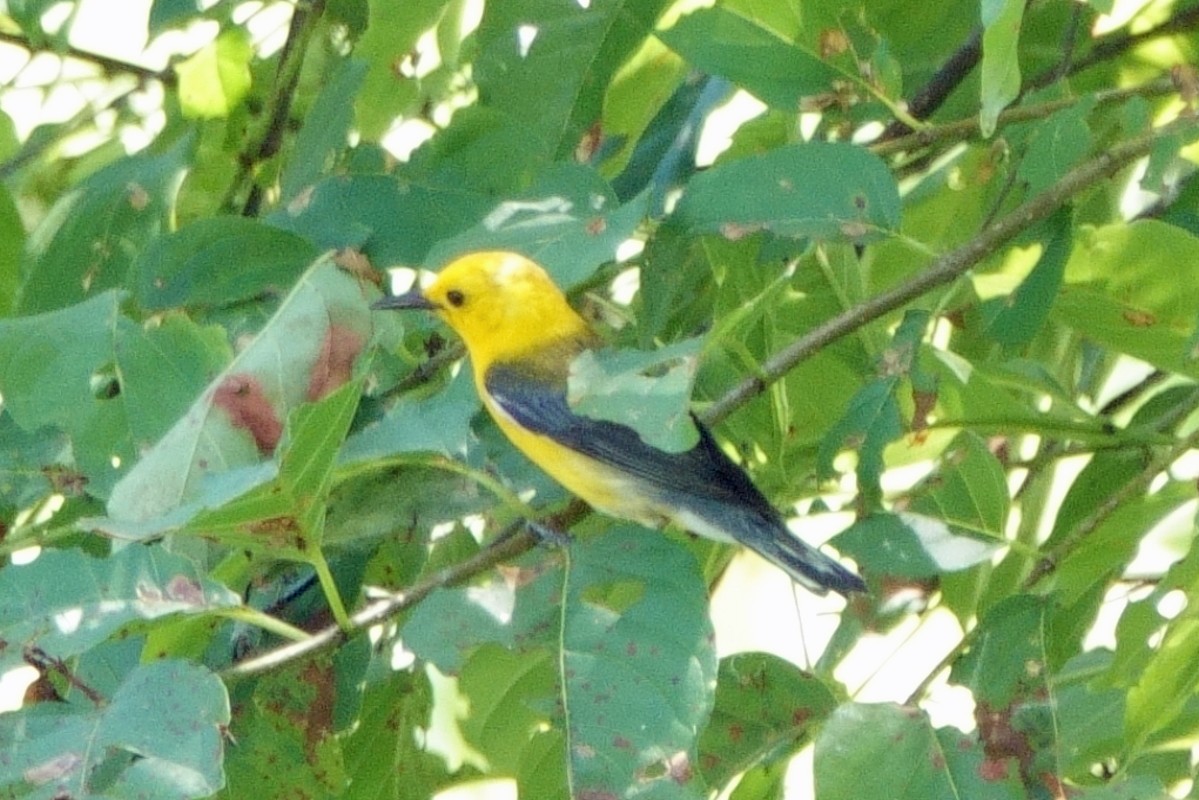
[375,251,591,365]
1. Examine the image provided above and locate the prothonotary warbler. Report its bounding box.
[374,251,866,596]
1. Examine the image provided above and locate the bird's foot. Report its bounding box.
[526,519,572,548]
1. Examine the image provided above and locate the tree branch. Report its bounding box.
[700,112,1199,427]
[234,0,327,217]
[1023,422,1199,589]
[222,500,590,680]
[223,526,539,680]
[872,77,1174,158]
[1027,2,1199,92]
[0,30,175,86]
[877,27,982,142]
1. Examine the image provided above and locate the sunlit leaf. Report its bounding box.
[175,29,254,119]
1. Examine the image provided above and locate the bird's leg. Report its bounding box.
[525,519,572,548]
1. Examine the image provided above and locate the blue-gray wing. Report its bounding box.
[483,362,867,596]
[483,362,774,513]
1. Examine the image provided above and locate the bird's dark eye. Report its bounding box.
[446,289,465,307]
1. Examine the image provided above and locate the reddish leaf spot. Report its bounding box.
[978,758,1009,781]
[166,575,205,605]
[214,374,282,454]
[791,707,811,726]
[1122,308,1156,327]
[819,28,849,57]
[626,641,637,656]
[127,182,150,210]
[666,751,693,784]
[720,222,763,241]
[575,121,603,163]
[727,723,744,743]
[911,389,937,433]
[333,247,380,284]
[308,325,364,401]
[586,217,607,235]
[612,735,632,750]
[577,791,617,800]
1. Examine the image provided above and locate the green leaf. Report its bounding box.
[0,409,65,508]
[18,139,190,314]
[175,29,254,119]
[910,431,1010,540]
[1054,220,1199,376]
[567,338,702,453]
[1016,100,1095,197]
[979,0,1025,137]
[951,594,1047,707]
[341,666,451,799]
[675,142,901,244]
[834,511,1001,579]
[981,210,1071,346]
[473,0,670,160]
[282,59,368,202]
[352,0,448,139]
[658,7,841,110]
[0,660,230,800]
[341,368,479,463]
[0,292,231,495]
[219,651,349,798]
[424,164,648,289]
[148,0,205,35]
[1054,650,1125,779]
[0,182,24,317]
[459,645,561,779]
[1124,557,1199,759]
[0,545,240,672]
[267,174,492,266]
[698,652,836,792]
[1053,481,1192,607]
[561,526,716,799]
[814,703,1024,800]
[102,256,371,522]
[135,217,317,310]
[817,378,903,507]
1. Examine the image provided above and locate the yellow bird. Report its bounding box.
[374,251,865,596]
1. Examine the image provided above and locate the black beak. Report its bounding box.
[372,289,437,311]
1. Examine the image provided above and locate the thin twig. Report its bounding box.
[1023,424,1199,589]
[235,0,326,217]
[872,78,1174,158]
[700,113,1199,428]
[222,500,590,679]
[1027,2,1199,92]
[877,28,982,142]
[0,30,176,86]
[223,526,538,679]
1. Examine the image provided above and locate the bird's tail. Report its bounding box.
[745,517,866,596]
[702,502,864,597]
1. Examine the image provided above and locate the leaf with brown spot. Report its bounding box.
[306,325,365,401]
[213,374,283,455]
[94,254,376,534]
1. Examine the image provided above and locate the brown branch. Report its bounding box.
[0,30,176,86]
[700,113,1199,428]
[236,0,327,217]
[877,27,982,142]
[1028,2,1199,92]
[872,77,1174,158]
[1023,423,1199,589]
[223,526,538,680]
[222,501,589,679]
